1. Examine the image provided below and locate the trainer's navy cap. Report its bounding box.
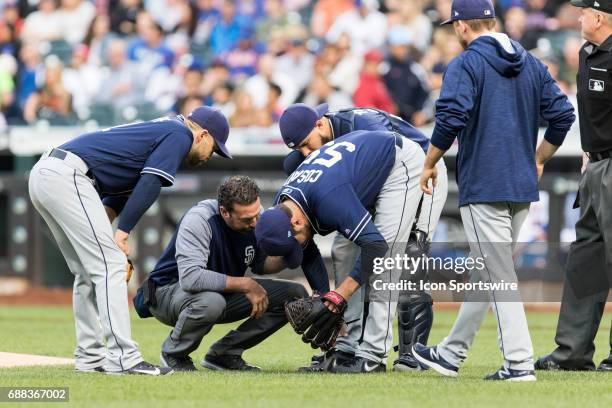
[441,0,496,25]
[255,207,303,269]
[187,106,232,159]
[279,103,329,148]
[571,0,612,14]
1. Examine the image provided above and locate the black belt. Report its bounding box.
[49,148,67,160]
[587,149,612,162]
[394,133,403,149]
[49,148,95,181]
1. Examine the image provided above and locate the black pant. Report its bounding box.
[150,278,308,357]
[551,160,612,368]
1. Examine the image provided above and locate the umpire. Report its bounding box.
[134,176,308,371]
[536,0,612,372]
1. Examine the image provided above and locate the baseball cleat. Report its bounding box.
[201,354,261,372]
[412,343,459,377]
[297,349,354,373]
[107,361,174,376]
[160,352,197,372]
[329,356,386,374]
[393,353,428,372]
[484,366,537,381]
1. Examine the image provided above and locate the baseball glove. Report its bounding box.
[285,291,347,351]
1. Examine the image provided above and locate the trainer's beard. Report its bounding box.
[459,37,468,50]
[186,151,204,167]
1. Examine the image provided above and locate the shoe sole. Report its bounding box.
[505,375,537,382]
[201,359,228,371]
[412,349,458,378]
[393,363,423,372]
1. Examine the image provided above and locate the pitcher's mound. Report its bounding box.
[0,352,74,368]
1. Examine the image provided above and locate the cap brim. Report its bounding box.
[283,241,303,269]
[215,141,232,159]
[440,18,454,26]
[570,0,589,7]
[315,103,329,118]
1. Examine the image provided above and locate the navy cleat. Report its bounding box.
[484,366,537,382]
[412,343,458,377]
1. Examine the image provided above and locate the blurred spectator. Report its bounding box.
[20,0,63,43]
[94,39,141,110]
[391,0,432,55]
[109,0,144,37]
[128,20,175,80]
[265,82,283,122]
[192,0,221,45]
[84,14,117,67]
[16,41,44,111]
[326,0,387,57]
[327,33,362,95]
[383,26,429,125]
[311,0,355,38]
[210,80,235,118]
[222,27,261,82]
[256,0,292,44]
[23,55,74,124]
[174,65,205,113]
[236,0,266,21]
[177,94,205,117]
[57,0,96,44]
[229,89,261,127]
[504,6,542,50]
[0,19,19,58]
[429,0,452,26]
[63,45,102,114]
[274,35,314,95]
[244,53,297,109]
[2,2,23,36]
[0,54,17,123]
[201,59,231,98]
[303,73,353,111]
[209,0,244,56]
[353,50,396,114]
[146,0,189,33]
[559,35,582,93]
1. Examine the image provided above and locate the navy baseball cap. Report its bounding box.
[571,0,612,14]
[441,0,495,25]
[279,103,329,148]
[187,106,232,159]
[255,207,303,269]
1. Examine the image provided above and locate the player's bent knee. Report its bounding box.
[189,292,227,322]
[285,281,308,300]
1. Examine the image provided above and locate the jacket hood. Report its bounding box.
[468,34,526,77]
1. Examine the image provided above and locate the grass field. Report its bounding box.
[0,306,610,408]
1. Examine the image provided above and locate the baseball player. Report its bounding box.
[278,103,449,371]
[411,0,575,381]
[256,129,426,373]
[133,176,310,371]
[28,106,231,375]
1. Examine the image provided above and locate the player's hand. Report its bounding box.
[536,162,545,181]
[245,278,268,319]
[114,230,130,256]
[420,167,438,195]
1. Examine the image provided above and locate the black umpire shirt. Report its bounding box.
[577,34,612,153]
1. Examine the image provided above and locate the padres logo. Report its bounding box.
[245,245,255,265]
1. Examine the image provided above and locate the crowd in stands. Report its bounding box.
[0,0,582,131]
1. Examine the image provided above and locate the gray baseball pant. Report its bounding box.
[334,159,448,357]
[437,202,535,371]
[28,150,143,372]
[149,279,308,358]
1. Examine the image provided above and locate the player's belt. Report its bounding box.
[587,149,612,162]
[48,148,94,179]
[394,133,403,149]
